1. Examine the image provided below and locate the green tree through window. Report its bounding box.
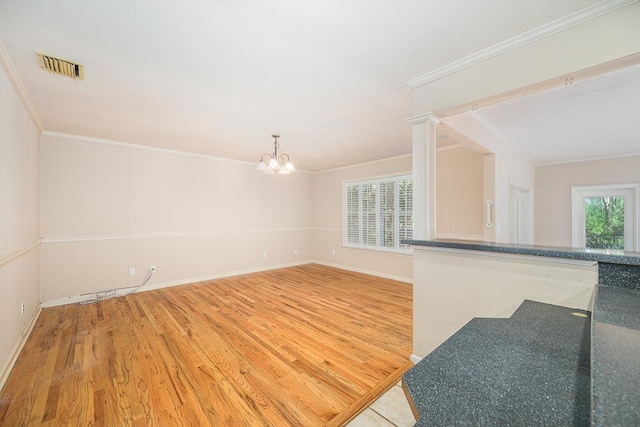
[585,196,624,249]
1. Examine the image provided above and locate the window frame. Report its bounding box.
[571,184,640,252]
[343,174,413,254]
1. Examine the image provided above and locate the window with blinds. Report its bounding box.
[344,175,413,253]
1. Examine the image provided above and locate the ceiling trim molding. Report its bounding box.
[437,53,640,118]
[406,0,639,89]
[536,150,640,167]
[42,131,313,173]
[312,153,412,174]
[0,39,43,133]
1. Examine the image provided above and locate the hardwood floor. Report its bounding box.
[0,264,412,426]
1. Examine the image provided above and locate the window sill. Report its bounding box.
[342,244,413,256]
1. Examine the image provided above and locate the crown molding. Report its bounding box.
[407,0,639,89]
[312,153,412,174]
[42,130,313,173]
[536,150,640,167]
[0,39,43,133]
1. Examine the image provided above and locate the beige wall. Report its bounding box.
[41,134,415,302]
[310,155,413,282]
[535,155,640,247]
[41,133,313,304]
[0,64,41,384]
[442,113,535,244]
[435,146,484,240]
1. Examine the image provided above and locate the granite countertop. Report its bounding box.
[403,301,591,426]
[402,238,640,266]
[403,239,640,425]
[591,285,640,425]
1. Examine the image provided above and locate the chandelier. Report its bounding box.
[256,134,295,175]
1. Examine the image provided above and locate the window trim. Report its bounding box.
[343,174,413,254]
[571,184,639,251]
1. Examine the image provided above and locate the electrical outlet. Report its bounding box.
[332,249,336,256]
[294,249,298,255]
[262,252,267,259]
[21,302,25,315]
[150,265,156,273]
[129,267,136,276]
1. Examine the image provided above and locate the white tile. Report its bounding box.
[347,408,395,427]
[370,385,417,427]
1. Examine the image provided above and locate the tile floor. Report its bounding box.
[346,381,416,427]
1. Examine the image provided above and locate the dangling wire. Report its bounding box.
[79,267,155,305]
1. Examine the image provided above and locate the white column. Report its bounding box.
[409,113,439,240]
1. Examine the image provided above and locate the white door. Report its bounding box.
[509,185,532,245]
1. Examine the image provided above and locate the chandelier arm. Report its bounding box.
[258,134,293,174]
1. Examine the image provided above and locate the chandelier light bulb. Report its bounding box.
[284,160,295,172]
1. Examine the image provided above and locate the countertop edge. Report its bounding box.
[402,239,640,266]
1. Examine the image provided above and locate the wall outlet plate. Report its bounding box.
[129,267,135,276]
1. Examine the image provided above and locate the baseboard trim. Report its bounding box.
[0,304,42,391]
[311,260,413,284]
[41,260,412,308]
[41,260,314,308]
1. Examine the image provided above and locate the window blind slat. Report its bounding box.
[344,175,412,252]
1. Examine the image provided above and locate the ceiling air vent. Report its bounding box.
[36,52,84,80]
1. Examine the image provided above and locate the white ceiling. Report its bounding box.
[474,63,640,165]
[0,0,603,171]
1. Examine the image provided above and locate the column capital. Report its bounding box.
[407,112,441,126]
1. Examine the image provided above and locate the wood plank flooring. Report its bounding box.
[0,264,412,426]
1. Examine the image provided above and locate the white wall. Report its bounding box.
[310,155,413,282]
[41,132,313,305]
[412,2,640,114]
[0,63,41,384]
[442,113,535,244]
[536,155,640,247]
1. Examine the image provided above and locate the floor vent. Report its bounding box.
[36,52,84,80]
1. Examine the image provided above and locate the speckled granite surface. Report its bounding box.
[591,285,640,426]
[403,239,640,266]
[403,300,591,426]
[598,263,640,289]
